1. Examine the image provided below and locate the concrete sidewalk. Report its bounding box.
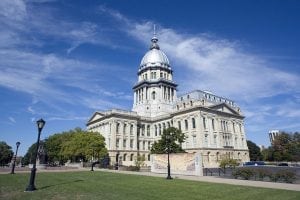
[94,168,300,192]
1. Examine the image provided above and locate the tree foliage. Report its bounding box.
[151,127,186,154]
[60,129,107,162]
[22,141,45,165]
[262,132,300,162]
[23,128,108,165]
[219,158,239,169]
[247,140,263,161]
[0,141,13,166]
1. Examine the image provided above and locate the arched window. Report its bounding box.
[159,124,161,135]
[152,91,156,100]
[130,154,134,161]
[116,123,120,134]
[232,122,236,133]
[178,121,181,131]
[123,154,127,161]
[163,123,166,130]
[203,117,206,129]
[192,118,196,129]
[130,124,133,135]
[167,122,170,128]
[123,124,127,134]
[185,120,188,130]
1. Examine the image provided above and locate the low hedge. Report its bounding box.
[232,168,296,183]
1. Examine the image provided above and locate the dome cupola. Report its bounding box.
[140,35,170,70]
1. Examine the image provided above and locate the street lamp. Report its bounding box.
[91,146,96,171]
[25,118,45,192]
[10,142,21,174]
[166,134,172,180]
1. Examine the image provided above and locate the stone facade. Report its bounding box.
[87,35,250,168]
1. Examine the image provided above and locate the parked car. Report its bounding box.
[243,161,266,166]
[277,163,289,166]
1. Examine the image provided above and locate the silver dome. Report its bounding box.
[140,36,170,67]
[140,49,169,67]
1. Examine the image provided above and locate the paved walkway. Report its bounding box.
[1,168,299,191]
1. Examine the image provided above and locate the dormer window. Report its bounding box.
[152,91,156,100]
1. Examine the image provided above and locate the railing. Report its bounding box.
[204,168,213,176]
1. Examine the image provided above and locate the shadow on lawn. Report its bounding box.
[38,179,84,190]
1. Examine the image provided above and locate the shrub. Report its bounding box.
[232,169,241,179]
[239,168,255,180]
[232,168,255,180]
[126,166,140,171]
[219,158,239,169]
[256,168,270,181]
[276,170,296,183]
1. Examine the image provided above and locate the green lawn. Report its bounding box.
[0,171,299,200]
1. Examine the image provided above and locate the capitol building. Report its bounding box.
[87,34,250,168]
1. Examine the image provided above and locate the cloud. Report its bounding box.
[0,0,27,21]
[97,7,300,101]
[8,117,16,123]
[97,7,300,145]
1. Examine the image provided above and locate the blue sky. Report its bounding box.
[0,0,299,156]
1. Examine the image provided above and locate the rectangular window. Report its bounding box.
[148,141,151,150]
[123,139,126,148]
[147,125,150,136]
[193,135,196,147]
[130,139,133,148]
[116,139,119,148]
[212,119,215,131]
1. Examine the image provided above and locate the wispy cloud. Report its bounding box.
[8,117,16,123]
[97,7,300,141]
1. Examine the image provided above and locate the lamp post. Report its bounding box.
[25,118,45,192]
[166,134,172,180]
[91,147,95,171]
[10,142,21,174]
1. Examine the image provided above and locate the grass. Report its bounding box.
[0,171,299,200]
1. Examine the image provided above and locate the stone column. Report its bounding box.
[110,121,117,151]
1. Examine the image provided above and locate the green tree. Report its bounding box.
[22,142,38,165]
[61,129,107,162]
[272,133,292,161]
[247,140,263,161]
[0,141,13,166]
[151,127,186,154]
[45,131,73,165]
[263,132,300,162]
